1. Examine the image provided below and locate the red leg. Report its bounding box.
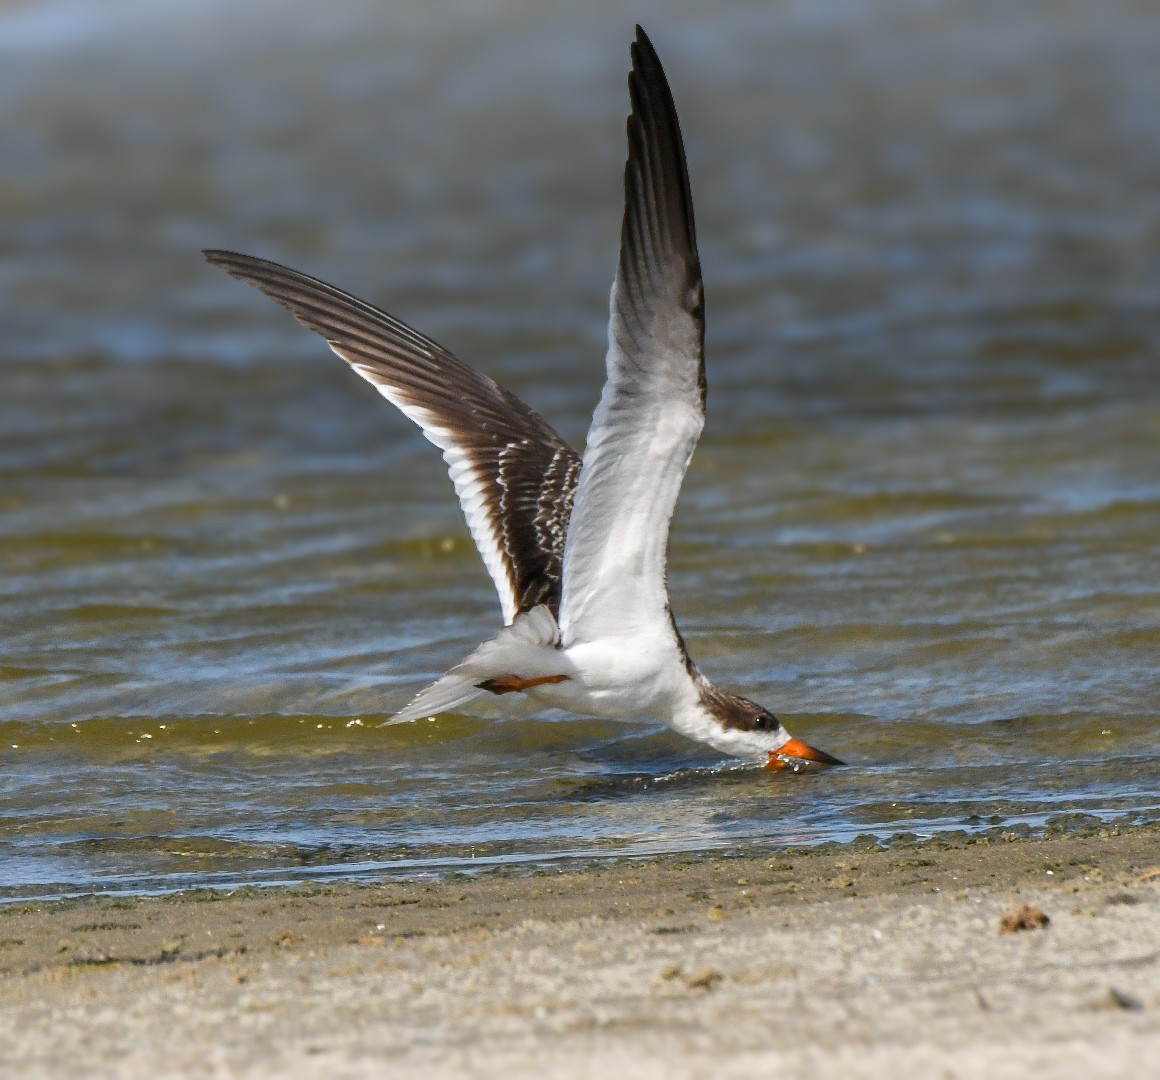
[476,673,570,695]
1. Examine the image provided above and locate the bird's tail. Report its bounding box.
[385,605,567,725]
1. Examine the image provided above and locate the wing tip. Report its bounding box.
[202,247,239,267]
[202,248,278,282]
[629,25,665,89]
[619,23,700,277]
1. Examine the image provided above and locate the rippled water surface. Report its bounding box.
[2,0,1158,900]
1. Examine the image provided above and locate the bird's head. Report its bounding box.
[697,683,845,771]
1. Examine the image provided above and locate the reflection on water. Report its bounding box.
[1,0,1158,900]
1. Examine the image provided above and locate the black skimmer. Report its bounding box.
[205,27,843,772]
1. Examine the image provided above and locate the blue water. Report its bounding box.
[1,0,1158,901]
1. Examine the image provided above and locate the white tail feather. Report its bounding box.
[385,606,564,725]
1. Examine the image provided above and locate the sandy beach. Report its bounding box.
[1,826,1157,1078]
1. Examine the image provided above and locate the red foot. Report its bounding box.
[476,673,570,695]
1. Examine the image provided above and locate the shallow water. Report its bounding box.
[1,0,1158,901]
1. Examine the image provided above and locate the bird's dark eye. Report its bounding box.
[754,710,778,732]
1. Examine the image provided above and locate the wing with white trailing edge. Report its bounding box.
[204,250,582,623]
[558,27,705,645]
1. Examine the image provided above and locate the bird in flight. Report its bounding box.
[205,26,843,772]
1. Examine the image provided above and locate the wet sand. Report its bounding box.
[1,827,1158,1078]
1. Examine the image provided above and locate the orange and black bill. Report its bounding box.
[765,738,846,771]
